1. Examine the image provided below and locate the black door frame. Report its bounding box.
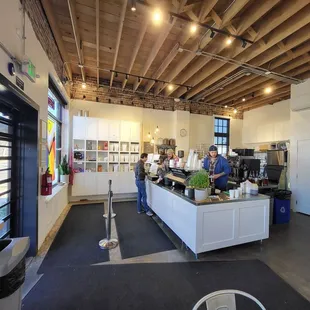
[0,73,39,256]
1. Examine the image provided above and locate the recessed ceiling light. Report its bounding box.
[190,23,197,34]
[264,87,272,94]
[226,38,232,45]
[152,9,162,25]
[168,84,174,91]
[82,82,86,89]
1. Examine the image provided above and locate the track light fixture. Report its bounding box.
[130,0,136,12]
[169,14,174,24]
[115,72,118,78]
[210,31,215,38]
[242,40,247,48]
[138,77,141,83]
[125,74,128,80]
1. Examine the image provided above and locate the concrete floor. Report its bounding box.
[23,201,310,303]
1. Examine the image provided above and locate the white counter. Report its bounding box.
[146,180,270,255]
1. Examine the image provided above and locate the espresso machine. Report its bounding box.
[228,150,260,185]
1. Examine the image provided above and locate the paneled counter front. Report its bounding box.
[146,180,270,255]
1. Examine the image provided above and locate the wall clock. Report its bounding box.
[180,128,187,137]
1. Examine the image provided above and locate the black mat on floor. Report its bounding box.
[113,201,176,259]
[23,260,310,310]
[38,204,109,273]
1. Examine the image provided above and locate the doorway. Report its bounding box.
[0,73,39,255]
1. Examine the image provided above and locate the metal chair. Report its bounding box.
[192,289,266,310]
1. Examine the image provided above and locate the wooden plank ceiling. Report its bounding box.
[43,0,310,111]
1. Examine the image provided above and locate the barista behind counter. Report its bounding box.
[157,149,179,183]
[203,145,231,191]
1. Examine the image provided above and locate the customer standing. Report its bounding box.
[135,153,154,216]
[203,145,231,192]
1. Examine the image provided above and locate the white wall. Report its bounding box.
[0,0,69,249]
[242,99,290,145]
[290,79,310,213]
[72,100,242,155]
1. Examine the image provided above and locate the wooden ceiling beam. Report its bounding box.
[67,0,85,81]
[241,94,291,112]
[236,87,290,109]
[216,64,310,107]
[220,0,250,28]
[207,27,310,103]
[41,0,72,80]
[199,0,219,22]
[96,0,100,86]
[185,5,310,99]
[122,20,148,90]
[155,0,238,96]
[109,0,128,88]
[133,0,188,92]
[169,0,281,98]
[277,41,295,60]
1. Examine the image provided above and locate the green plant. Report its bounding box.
[189,170,210,189]
[58,155,70,175]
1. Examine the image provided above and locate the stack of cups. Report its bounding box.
[229,188,242,199]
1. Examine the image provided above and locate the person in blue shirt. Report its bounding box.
[203,145,231,191]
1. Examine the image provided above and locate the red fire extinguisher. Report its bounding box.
[41,167,53,196]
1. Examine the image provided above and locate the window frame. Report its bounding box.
[214,117,230,156]
[48,89,63,185]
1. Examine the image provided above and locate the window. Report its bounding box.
[48,89,62,184]
[214,117,230,156]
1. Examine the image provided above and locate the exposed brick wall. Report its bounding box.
[72,75,243,119]
[23,0,64,80]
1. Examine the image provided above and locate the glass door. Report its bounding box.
[0,107,15,238]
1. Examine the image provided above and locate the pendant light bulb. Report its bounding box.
[147,132,151,139]
[151,137,155,144]
[233,109,237,114]
[155,125,159,133]
[190,23,197,34]
[152,9,162,25]
[226,38,232,45]
[82,82,86,89]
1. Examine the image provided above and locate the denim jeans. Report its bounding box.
[135,179,151,213]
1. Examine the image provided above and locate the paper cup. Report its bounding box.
[234,189,240,198]
[238,187,243,196]
[229,189,235,199]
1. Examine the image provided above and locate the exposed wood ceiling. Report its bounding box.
[42,0,310,111]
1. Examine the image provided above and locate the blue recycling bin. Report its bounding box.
[273,190,291,224]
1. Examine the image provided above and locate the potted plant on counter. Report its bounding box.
[59,155,70,183]
[189,170,210,201]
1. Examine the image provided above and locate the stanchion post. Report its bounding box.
[99,180,119,250]
[103,180,116,219]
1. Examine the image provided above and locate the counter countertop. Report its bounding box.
[149,181,270,206]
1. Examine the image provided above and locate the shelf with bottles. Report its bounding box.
[98,140,109,151]
[86,140,97,151]
[85,150,97,161]
[73,139,85,151]
[120,142,130,152]
[109,163,120,173]
[130,142,140,153]
[97,163,108,172]
[85,162,96,172]
[119,163,130,172]
[130,154,140,163]
[119,154,130,163]
[109,153,120,162]
[109,141,120,152]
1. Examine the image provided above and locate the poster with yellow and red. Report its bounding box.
[47,118,56,181]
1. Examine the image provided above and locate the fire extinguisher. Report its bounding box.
[41,167,53,196]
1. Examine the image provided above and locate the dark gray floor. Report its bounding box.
[156,212,310,301]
